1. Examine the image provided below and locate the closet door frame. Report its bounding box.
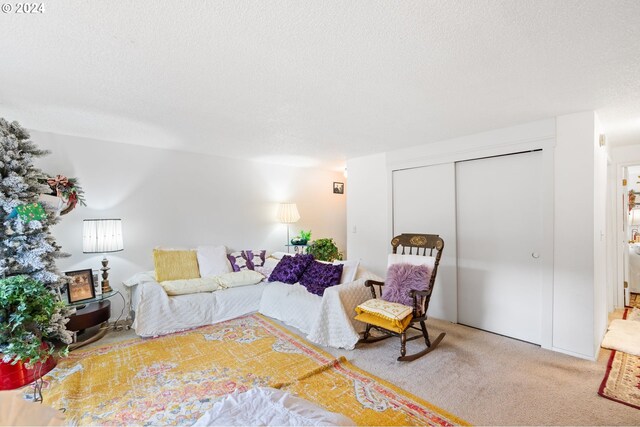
[387,138,555,350]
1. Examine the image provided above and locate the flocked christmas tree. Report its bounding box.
[0,118,73,355]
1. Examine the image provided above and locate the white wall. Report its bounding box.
[346,153,388,277]
[32,131,347,320]
[552,113,595,357]
[593,115,609,357]
[347,114,608,359]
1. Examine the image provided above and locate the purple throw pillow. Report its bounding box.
[227,251,249,272]
[381,263,432,306]
[299,261,344,296]
[245,250,266,268]
[268,254,314,284]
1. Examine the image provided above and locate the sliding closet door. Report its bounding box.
[456,151,543,344]
[393,163,457,322]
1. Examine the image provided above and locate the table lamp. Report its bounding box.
[277,203,300,251]
[82,219,124,293]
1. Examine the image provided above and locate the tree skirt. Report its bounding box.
[33,314,468,426]
[598,309,640,410]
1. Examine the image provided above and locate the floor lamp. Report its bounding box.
[277,203,300,252]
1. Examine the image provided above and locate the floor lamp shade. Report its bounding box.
[83,219,124,253]
[277,203,300,224]
[82,219,123,294]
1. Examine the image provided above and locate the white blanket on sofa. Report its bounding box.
[129,277,267,337]
[125,269,381,349]
[258,273,380,350]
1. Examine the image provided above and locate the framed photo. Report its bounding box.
[92,270,101,295]
[65,269,96,304]
[333,182,344,194]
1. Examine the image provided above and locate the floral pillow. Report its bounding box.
[299,260,344,296]
[268,253,314,284]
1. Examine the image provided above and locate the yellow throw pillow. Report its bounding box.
[355,298,413,332]
[153,249,201,282]
[354,311,413,334]
[160,277,222,296]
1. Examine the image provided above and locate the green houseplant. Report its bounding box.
[0,275,69,367]
[291,230,312,246]
[307,238,343,262]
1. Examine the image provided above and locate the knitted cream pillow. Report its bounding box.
[153,249,201,282]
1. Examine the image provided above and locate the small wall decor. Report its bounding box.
[65,269,96,304]
[333,182,344,194]
[42,174,86,215]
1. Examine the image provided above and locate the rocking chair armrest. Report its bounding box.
[364,279,385,299]
[410,289,432,298]
[364,279,385,288]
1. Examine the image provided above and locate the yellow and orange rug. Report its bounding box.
[36,314,467,426]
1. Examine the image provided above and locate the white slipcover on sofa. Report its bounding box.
[124,269,381,350]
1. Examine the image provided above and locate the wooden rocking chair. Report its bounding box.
[358,233,446,362]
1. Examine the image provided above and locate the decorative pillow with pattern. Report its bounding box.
[227,251,250,272]
[299,260,344,296]
[268,253,314,284]
[227,250,267,271]
[244,249,266,268]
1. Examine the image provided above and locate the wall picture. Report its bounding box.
[65,269,96,303]
[333,182,344,194]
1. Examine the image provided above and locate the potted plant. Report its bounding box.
[307,238,343,262]
[291,230,311,246]
[0,275,70,391]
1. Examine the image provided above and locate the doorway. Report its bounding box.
[624,165,640,306]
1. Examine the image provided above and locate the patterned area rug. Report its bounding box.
[34,314,467,426]
[598,309,640,410]
[628,293,640,309]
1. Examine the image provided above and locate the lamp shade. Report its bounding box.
[276,203,300,224]
[631,209,640,226]
[83,219,124,253]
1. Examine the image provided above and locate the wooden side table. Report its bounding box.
[67,300,111,350]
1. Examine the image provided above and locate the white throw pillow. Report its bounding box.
[160,277,222,296]
[197,245,232,277]
[387,253,436,270]
[333,259,360,284]
[254,257,279,278]
[216,270,265,288]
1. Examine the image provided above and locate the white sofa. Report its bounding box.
[124,269,381,350]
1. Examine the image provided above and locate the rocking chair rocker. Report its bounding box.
[358,233,446,362]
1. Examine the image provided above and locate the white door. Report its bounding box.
[456,151,543,344]
[393,163,457,322]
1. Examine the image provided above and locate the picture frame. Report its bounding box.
[333,182,344,194]
[65,269,96,304]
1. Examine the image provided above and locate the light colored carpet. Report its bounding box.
[88,313,639,426]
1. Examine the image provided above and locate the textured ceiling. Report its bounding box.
[1,0,639,169]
